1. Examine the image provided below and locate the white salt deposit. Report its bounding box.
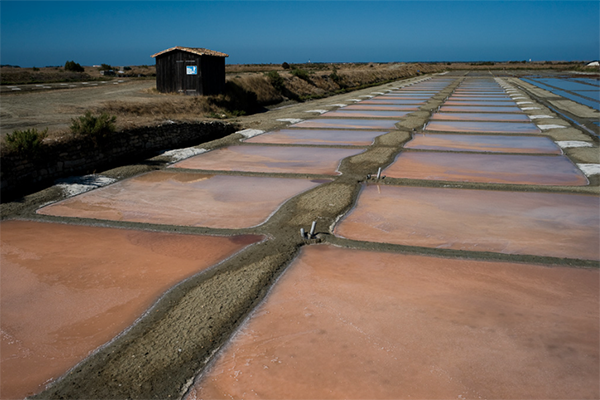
[346,99,362,102]
[161,147,207,161]
[327,104,348,107]
[55,175,117,197]
[305,110,329,114]
[359,95,374,98]
[556,141,594,149]
[276,118,303,124]
[371,92,385,95]
[538,124,567,130]
[577,163,600,176]
[517,101,533,105]
[521,107,541,110]
[236,129,265,138]
[528,115,553,119]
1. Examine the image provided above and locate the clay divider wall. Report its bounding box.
[0,121,237,200]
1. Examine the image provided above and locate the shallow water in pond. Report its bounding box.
[292,119,400,130]
[171,145,363,175]
[0,220,262,400]
[394,89,439,92]
[381,93,432,98]
[187,245,599,400]
[426,120,541,134]
[430,113,530,122]
[440,105,523,113]
[451,94,511,98]
[404,133,561,154]
[522,79,600,111]
[321,110,411,119]
[359,99,426,106]
[384,152,587,186]
[447,97,514,102]
[377,95,430,100]
[335,185,599,260]
[37,172,325,229]
[444,101,520,106]
[244,129,386,146]
[343,104,420,111]
[454,89,505,93]
[360,98,425,104]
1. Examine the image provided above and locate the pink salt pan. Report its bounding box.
[404,133,562,154]
[188,245,599,400]
[384,152,587,186]
[430,112,531,122]
[320,110,410,119]
[440,105,523,113]
[244,129,387,146]
[292,119,399,130]
[359,99,425,105]
[0,220,262,400]
[444,101,519,106]
[37,172,325,229]
[170,145,363,175]
[343,104,420,111]
[447,97,513,103]
[451,94,511,98]
[426,120,541,134]
[334,185,599,260]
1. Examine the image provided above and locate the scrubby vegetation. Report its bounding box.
[3,128,48,157]
[291,68,311,81]
[265,71,285,92]
[70,111,117,144]
[64,60,85,72]
[0,69,92,85]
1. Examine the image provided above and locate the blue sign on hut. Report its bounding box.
[151,46,229,95]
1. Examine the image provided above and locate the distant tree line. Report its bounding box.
[64,60,84,72]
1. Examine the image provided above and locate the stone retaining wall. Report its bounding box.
[1,121,237,200]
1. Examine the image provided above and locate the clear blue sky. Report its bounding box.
[1,1,598,67]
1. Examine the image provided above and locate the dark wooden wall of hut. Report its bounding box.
[155,50,225,95]
[201,57,226,95]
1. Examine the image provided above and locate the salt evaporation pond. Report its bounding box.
[444,101,521,107]
[384,152,588,186]
[170,145,363,175]
[37,172,325,229]
[187,245,599,400]
[320,110,410,119]
[426,121,541,134]
[334,185,599,260]
[0,220,262,400]
[292,119,400,130]
[404,133,562,154]
[245,129,387,146]
[430,113,531,122]
[343,104,420,111]
[440,105,523,113]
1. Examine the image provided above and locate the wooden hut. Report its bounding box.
[151,46,228,95]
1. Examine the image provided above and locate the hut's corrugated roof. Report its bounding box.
[151,46,229,58]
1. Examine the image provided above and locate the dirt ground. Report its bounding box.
[0,80,157,136]
[1,71,599,399]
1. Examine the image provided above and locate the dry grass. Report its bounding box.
[226,75,283,105]
[0,68,94,85]
[98,63,445,121]
[100,97,222,119]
